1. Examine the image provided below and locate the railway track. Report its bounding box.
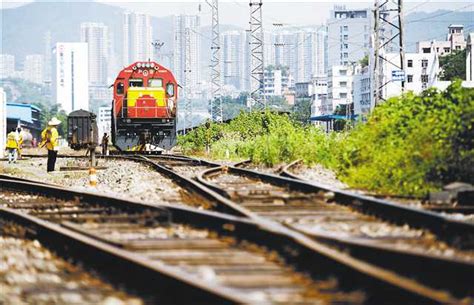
[282,160,474,215]
[0,175,461,304]
[197,164,474,299]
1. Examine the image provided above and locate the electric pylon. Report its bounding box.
[208,0,223,122]
[372,0,405,106]
[249,0,265,110]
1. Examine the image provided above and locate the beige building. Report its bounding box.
[417,24,466,56]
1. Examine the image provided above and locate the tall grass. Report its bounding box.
[178,81,473,196]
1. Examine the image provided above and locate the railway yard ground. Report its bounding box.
[1,149,473,304]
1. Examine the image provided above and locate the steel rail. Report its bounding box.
[0,176,460,304]
[197,165,474,298]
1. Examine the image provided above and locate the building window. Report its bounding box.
[407,59,413,68]
[343,25,348,31]
[343,52,348,58]
[340,93,347,98]
[340,81,347,87]
[421,75,429,83]
[421,59,428,68]
[444,47,450,53]
[339,69,347,76]
[422,48,431,54]
[343,35,348,40]
[344,43,348,49]
[456,46,461,50]
[407,75,413,83]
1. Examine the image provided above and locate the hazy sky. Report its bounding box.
[2,0,473,28]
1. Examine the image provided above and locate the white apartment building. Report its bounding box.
[0,88,6,155]
[310,76,328,119]
[352,65,371,115]
[263,69,292,98]
[23,54,44,84]
[81,22,109,86]
[173,15,201,96]
[417,25,467,57]
[326,65,353,114]
[97,106,112,139]
[123,12,153,66]
[0,54,15,79]
[327,6,371,69]
[222,30,251,91]
[53,43,89,114]
[352,51,439,115]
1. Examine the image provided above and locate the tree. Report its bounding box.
[291,98,312,124]
[359,55,369,68]
[439,49,466,80]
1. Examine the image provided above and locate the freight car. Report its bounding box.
[111,61,178,151]
[67,109,98,150]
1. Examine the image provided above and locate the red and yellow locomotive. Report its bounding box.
[111,61,178,151]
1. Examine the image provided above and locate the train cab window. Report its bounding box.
[166,83,175,97]
[148,78,163,88]
[116,82,124,95]
[129,79,144,87]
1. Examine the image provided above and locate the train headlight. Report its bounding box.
[150,63,155,68]
[137,63,142,68]
[145,63,151,68]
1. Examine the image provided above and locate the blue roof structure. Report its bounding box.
[310,114,358,122]
[6,103,41,124]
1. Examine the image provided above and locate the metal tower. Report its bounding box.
[183,27,193,133]
[249,0,265,109]
[372,0,405,106]
[208,0,223,122]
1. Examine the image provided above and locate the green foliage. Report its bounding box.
[359,55,369,68]
[439,49,467,80]
[179,82,474,196]
[291,98,312,124]
[334,81,473,195]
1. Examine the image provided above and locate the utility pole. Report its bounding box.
[183,27,192,133]
[372,0,405,107]
[249,0,265,110]
[208,0,223,122]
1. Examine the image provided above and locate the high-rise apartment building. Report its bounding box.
[0,54,15,79]
[327,6,371,69]
[81,22,109,85]
[23,54,44,84]
[222,30,251,92]
[53,43,89,113]
[173,15,201,95]
[272,27,327,83]
[123,12,153,66]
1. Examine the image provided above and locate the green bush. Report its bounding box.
[334,81,473,195]
[178,82,473,196]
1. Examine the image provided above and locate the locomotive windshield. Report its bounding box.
[129,79,143,87]
[149,78,163,88]
[116,82,124,95]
